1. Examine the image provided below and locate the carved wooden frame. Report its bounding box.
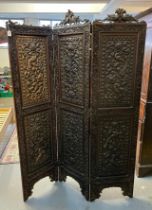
[53,23,91,200]
[90,21,146,201]
[7,9,146,202]
[7,23,58,200]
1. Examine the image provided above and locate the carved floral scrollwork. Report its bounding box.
[61,110,85,174]
[6,9,146,202]
[24,111,52,172]
[59,34,84,106]
[16,36,49,107]
[97,117,131,176]
[99,34,137,107]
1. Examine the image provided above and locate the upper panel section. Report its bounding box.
[59,33,84,106]
[92,18,146,109]
[7,22,52,108]
[98,33,137,107]
[54,21,91,108]
[16,35,50,107]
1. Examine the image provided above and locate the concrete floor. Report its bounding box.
[0,164,152,210]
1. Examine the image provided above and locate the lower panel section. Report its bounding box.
[24,110,53,173]
[60,109,85,174]
[18,109,57,201]
[58,106,89,200]
[97,117,131,176]
[90,109,134,201]
[92,110,133,178]
[58,107,89,176]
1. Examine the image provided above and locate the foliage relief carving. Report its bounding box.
[24,111,52,172]
[99,34,137,107]
[59,34,84,106]
[61,110,85,173]
[16,36,49,107]
[97,117,131,176]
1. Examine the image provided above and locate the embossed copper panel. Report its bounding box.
[7,23,57,201]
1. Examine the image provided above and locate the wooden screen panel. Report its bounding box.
[60,109,85,174]
[15,35,50,107]
[96,111,133,177]
[7,23,57,201]
[59,34,85,106]
[98,34,137,107]
[54,23,91,200]
[24,110,52,173]
[90,22,146,201]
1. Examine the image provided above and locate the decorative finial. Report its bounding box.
[56,9,89,27]
[104,8,137,22]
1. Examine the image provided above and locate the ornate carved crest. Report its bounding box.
[6,20,20,29]
[56,9,89,27]
[104,8,137,23]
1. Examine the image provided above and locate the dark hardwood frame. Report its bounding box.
[7,9,146,201]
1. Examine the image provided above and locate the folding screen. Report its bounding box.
[7,9,146,201]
